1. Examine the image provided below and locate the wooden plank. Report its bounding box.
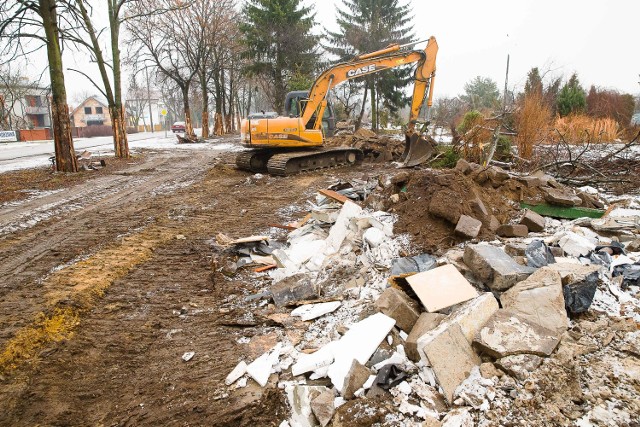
[318,189,356,205]
[268,223,297,231]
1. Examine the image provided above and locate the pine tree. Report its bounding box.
[325,0,414,130]
[557,73,586,117]
[239,0,319,114]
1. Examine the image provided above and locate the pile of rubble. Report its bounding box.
[325,128,407,162]
[213,168,639,427]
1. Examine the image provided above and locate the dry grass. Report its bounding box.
[553,114,620,143]
[515,92,552,159]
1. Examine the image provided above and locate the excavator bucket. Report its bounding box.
[400,132,438,167]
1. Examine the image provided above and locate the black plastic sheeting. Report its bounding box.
[375,364,407,390]
[613,263,640,288]
[563,270,599,315]
[525,240,556,268]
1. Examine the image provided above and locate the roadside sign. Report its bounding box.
[0,130,18,142]
[160,108,168,116]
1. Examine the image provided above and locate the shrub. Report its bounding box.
[553,115,620,143]
[515,91,551,159]
[432,145,461,169]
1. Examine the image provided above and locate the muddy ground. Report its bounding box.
[0,142,412,426]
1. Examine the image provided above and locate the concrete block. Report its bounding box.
[341,359,371,399]
[505,241,529,257]
[500,267,568,337]
[271,274,319,307]
[473,310,561,358]
[470,198,489,218]
[543,187,581,206]
[558,231,596,257]
[407,264,478,312]
[455,215,482,239]
[420,323,480,404]
[310,389,336,427]
[454,158,472,174]
[496,224,528,238]
[375,287,421,333]
[463,244,535,291]
[406,313,446,362]
[520,209,545,232]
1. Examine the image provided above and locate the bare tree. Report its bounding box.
[0,0,77,171]
[127,0,207,138]
[124,74,148,129]
[0,65,38,130]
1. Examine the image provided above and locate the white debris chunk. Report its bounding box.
[291,341,338,376]
[182,351,195,362]
[225,360,247,385]
[291,301,341,321]
[327,313,396,391]
[325,201,363,253]
[247,343,282,387]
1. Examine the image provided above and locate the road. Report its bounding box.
[0,130,234,173]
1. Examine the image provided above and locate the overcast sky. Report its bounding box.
[48,0,639,103]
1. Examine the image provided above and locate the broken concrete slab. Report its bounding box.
[291,341,337,377]
[375,287,421,333]
[325,201,362,253]
[543,187,582,207]
[421,323,481,404]
[500,267,568,336]
[455,215,482,239]
[525,240,556,268]
[496,354,543,380]
[271,274,319,307]
[310,389,335,427]
[341,359,371,399]
[470,198,489,218]
[406,264,478,313]
[406,313,446,362]
[505,241,529,257]
[520,209,546,232]
[291,301,341,321]
[326,313,396,392]
[463,244,536,291]
[473,310,561,358]
[496,224,528,238]
[416,293,499,357]
[558,231,596,257]
[225,360,248,386]
[287,385,328,427]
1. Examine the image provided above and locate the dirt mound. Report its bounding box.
[374,169,517,254]
[325,129,406,162]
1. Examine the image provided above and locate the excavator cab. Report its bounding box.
[285,91,337,137]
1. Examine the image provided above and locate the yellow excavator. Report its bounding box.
[237,36,439,176]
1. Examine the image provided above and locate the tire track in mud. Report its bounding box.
[0,151,219,345]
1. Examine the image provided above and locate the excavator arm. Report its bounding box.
[301,36,438,136]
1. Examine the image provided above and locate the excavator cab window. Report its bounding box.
[284,91,336,137]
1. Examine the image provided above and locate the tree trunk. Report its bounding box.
[201,75,209,139]
[109,0,129,157]
[40,0,76,172]
[181,84,195,137]
[213,67,223,136]
[355,80,369,131]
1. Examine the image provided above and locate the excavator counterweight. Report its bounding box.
[237,36,439,175]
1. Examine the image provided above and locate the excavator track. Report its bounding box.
[266,148,364,176]
[235,149,278,173]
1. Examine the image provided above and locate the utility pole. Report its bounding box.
[144,63,154,133]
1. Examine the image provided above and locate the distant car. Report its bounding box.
[247,112,278,119]
[171,121,186,133]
